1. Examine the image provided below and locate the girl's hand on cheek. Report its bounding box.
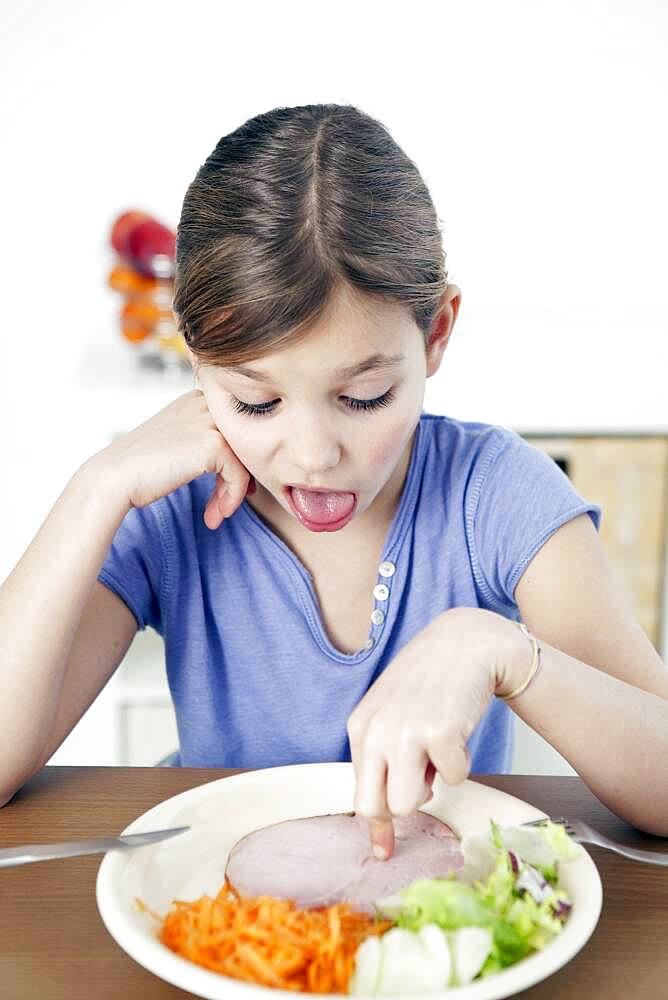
[347,608,521,861]
[94,389,254,527]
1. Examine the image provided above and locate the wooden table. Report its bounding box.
[1,767,667,999]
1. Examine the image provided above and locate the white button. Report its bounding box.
[370,609,385,626]
[379,561,396,578]
[373,583,390,601]
[364,637,374,650]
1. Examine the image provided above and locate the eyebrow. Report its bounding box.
[224,352,407,384]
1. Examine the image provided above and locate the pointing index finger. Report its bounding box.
[368,815,395,861]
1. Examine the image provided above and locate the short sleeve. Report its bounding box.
[466,429,602,611]
[97,504,163,632]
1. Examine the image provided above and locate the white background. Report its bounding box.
[0,1,666,773]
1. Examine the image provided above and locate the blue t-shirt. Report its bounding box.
[98,413,601,771]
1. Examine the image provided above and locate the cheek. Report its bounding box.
[205,400,267,467]
[363,419,411,470]
[219,423,267,467]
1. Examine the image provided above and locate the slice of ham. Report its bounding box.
[225,811,464,914]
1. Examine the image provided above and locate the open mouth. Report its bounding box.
[284,485,358,532]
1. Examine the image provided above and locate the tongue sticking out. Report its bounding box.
[290,487,355,524]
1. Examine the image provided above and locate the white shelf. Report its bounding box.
[72,331,193,394]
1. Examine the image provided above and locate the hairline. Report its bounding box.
[222,352,407,384]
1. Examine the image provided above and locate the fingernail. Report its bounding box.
[372,845,388,860]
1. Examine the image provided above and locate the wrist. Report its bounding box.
[495,620,541,700]
[71,454,133,520]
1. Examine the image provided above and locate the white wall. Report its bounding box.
[2,0,667,575]
[1,1,666,772]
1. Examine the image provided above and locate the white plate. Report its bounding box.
[96,762,602,999]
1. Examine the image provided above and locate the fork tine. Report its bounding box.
[556,817,578,838]
[522,816,565,827]
[543,816,583,841]
[521,816,572,833]
[516,815,591,846]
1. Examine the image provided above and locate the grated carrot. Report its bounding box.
[136,878,391,993]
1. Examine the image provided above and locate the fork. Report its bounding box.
[523,816,668,866]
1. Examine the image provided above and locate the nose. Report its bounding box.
[285,414,342,480]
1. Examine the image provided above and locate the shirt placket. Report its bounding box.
[364,558,396,650]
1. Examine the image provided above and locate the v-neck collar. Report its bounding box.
[237,418,425,662]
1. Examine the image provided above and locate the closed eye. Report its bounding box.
[231,388,396,418]
[343,388,396,413]
[231,397,278,417]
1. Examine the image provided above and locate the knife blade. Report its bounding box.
[0,825,190,867]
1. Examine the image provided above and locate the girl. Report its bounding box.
[2,104,667,858]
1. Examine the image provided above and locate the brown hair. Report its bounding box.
[173,103,449,367]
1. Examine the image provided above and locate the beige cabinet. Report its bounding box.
[524,435,668,650]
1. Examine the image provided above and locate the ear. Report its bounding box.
[425,284,461,377]
[185,344,200,383]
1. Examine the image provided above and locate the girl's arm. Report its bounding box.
[0,462,135,802]
[0,390,253,804]
[348,513,668,857]
[510,511,668,834]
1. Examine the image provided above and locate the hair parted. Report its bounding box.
[173,103,449,367]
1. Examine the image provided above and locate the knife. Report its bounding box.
[0,825,190,867]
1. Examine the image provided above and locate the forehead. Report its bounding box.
[224,287,418,382]
[322,283,415,331]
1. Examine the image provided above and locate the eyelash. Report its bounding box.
[231,388,396,418]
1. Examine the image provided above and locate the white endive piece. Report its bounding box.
[350,924,454,996]
[418,923,453,988]
[349,936,383,997]
[451,927,494,985]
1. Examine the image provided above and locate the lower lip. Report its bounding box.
[284,487,358,532]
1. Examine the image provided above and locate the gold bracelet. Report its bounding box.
[501,621,542,701]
